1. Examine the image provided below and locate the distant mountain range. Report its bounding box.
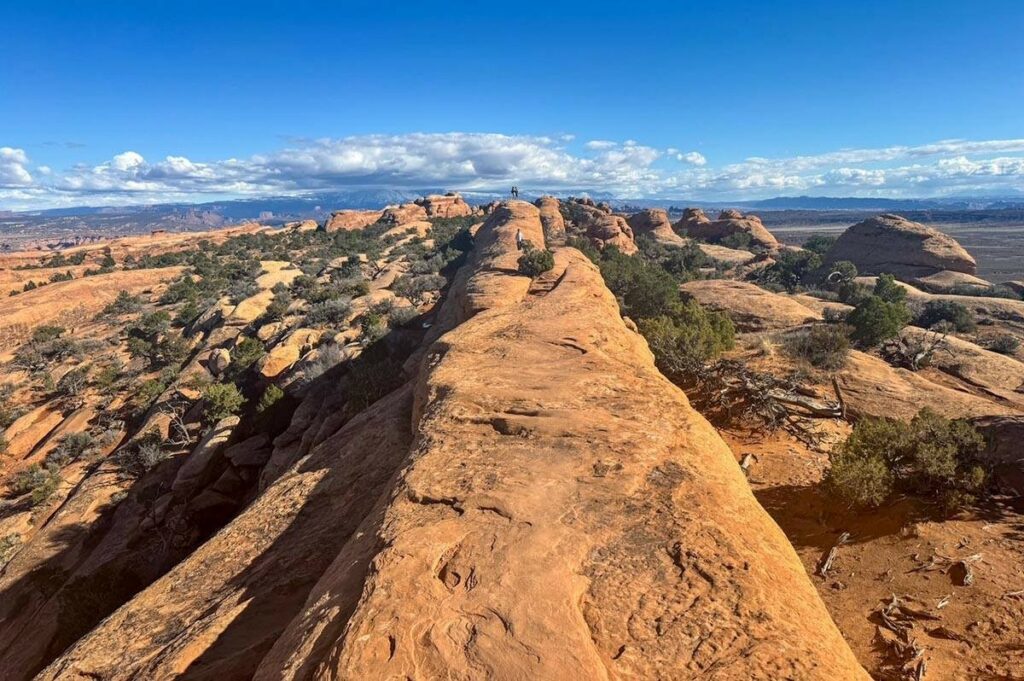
[3,191,1024,250]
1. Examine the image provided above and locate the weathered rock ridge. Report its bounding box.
[35,202,864,680]
[675,208,779,249]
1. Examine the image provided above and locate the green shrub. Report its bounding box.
[826,409,986,510]
[9,464,61,506]
[987,334,1020,355]
[32,325,66,344]
[257,384,285,413]
[55,366,90,397]
[873,273,907,304]
[915,300,975,332]
[638,301,735,379]
[757,250,822,292]
[517,245,556,277]
[566,236,600,263]
[45,432,95,467]
[803,234,837,255]
[847,295,912,347]
[783,324,851,370]
[102,288,144,315]
[720,232,753,250]
[231,337,266,370]
[391,274,446,306]
[0,384,24,428]
[116,431,167,477]
[202,382,245,423]
[305,298,352,328]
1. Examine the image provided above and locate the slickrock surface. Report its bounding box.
[35,201,865,680]
[681,279,821,331]
[627,208,687,246]
[824,213,977,278]
[675,208,779,249]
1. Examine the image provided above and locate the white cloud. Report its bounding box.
[3,134,1024,210]
[0,147,33,186]
[678,151,707,166]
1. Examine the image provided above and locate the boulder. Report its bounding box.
[323,210,383,232]
[171,416,239,497]
[259,343,302,379]
[413,193,472,218]
[587,214,637,254]
[823,214,977,278]
[627,208,686,247]
[208,348,231,376]
[223,433,273,468]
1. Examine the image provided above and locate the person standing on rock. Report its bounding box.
[515,227,525,250]
[511,185,519,199]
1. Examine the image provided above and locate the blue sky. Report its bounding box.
[2,0,1023,208]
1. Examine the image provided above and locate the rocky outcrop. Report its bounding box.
[681,279,821,331]
[413,193,473,218]
[675,208,779,249]
[534,196,566,244]
[824,214,977,278]
[380,203,429,226]
[627,208,686,247]
[323,210,383,232]
[563,198,636,254]
[35,201,864,680]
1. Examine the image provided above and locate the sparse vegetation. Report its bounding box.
[802,234,837,255]
[516,242,555,277]
[987,333,1020,355]
[783,324,851,370]
[9,463,61,506]
[102,290,143,316]
[202,382,245,423]
[915,300,976,332]
[826,409,987,511]
[846,275,912,346]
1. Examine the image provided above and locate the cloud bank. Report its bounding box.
[2,134,1023,210]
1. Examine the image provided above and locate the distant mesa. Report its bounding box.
[674,207,779,249]
[823,213,977,279]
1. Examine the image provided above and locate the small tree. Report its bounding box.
[517,245,555,277]
[987,334,1020,355]
[915,300,975,332]
[847,295,911,347]
[826,409,986,510]
[783,324,851,370]
[202,382,245,423]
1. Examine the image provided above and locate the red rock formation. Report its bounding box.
[37,201,866,680]
[674,207,779,249]
[627,208,686,247]
[534,195,566,244]
[414,192,473,218]
[824,213,977,278]
[323,210,383,232]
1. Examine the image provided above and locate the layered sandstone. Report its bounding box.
[534,195,566,244]
[824,214,977,278]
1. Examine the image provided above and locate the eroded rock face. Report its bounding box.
[627,208,686,247]
[414,193,473,218]
[824,214,977,278]
[675,208,779,249]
